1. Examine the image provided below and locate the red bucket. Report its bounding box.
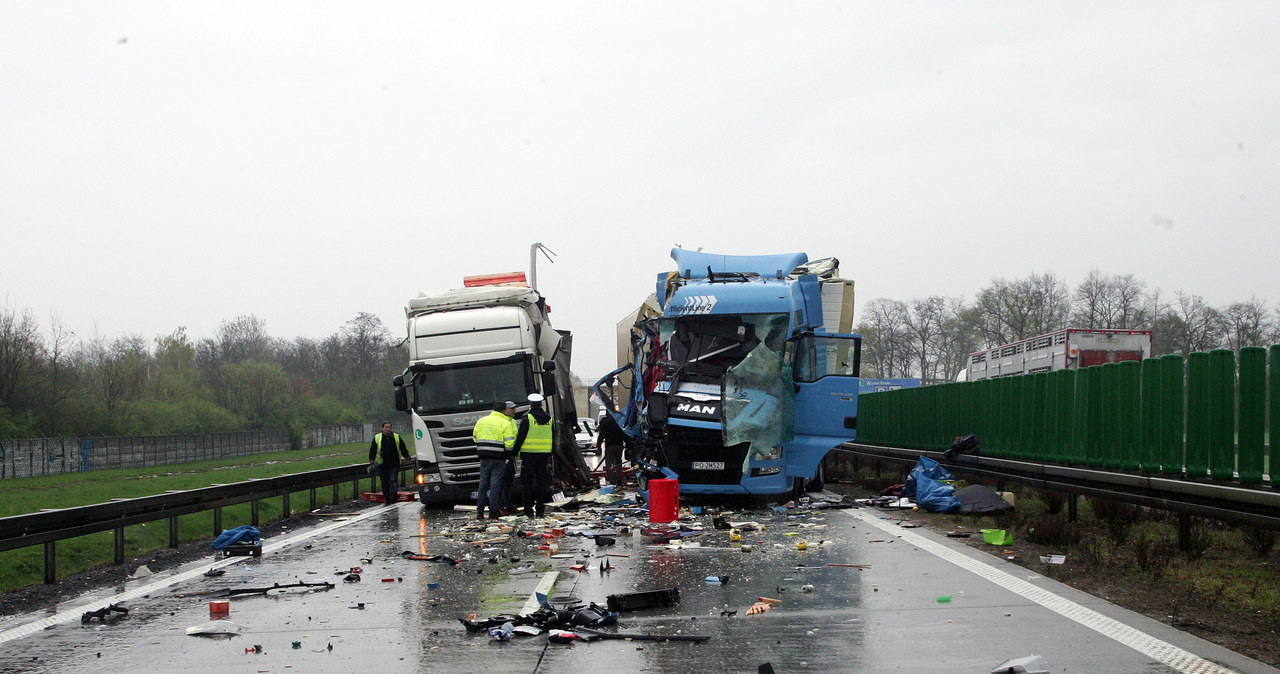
[648,479,679,523]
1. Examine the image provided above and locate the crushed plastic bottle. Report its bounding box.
[487,621,514,642]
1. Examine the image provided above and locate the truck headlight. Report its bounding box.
[419,472,442,484]
[754,445,784,462]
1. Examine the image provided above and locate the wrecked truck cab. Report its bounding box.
[598,249,861,500]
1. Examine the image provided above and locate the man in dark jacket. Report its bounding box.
[595,412,630,487]
[369,421,410,505]
[513,393,554,518]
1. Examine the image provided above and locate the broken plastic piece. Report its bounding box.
[488,621,514,642]
[186,621,245,637]
[990,654,1049,674]
[81,603,129,624]
[548,629,581,644]
[606,587,680,612]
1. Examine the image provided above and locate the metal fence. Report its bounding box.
[858,345,1276,486]
[305,424,371,449]
[0,424,385,480]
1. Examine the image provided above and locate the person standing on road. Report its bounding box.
[514,393,553,519]
[473,401,517,520]
[369,421,410,506]
[596,411,630,487]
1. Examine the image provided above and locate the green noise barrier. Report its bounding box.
[857,344,1274,486]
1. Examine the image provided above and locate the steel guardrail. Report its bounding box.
[833,442,1280,530]
[0,462,401,584]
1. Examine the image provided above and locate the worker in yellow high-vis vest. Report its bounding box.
[513,393,554,519]
[368,421,410,506]
[472,400,517,520]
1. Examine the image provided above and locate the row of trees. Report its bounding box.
[0,308,405,441]
[857,269,1279,383]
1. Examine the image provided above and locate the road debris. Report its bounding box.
[185,621,246,638]
[81,603,129,624]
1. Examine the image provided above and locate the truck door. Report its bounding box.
[791,333,862,439]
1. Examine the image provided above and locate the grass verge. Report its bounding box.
[0,443,369,593]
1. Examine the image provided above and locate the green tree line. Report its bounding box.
[857,269,1278,383]
[0,308,405,443]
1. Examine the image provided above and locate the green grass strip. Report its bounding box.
[0,443,371,593]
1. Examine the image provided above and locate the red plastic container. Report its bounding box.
[209,601,230,618]
[648,479,679,523]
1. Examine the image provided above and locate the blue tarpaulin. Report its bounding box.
[211,525,261,550]
[902,456,953,498]
[904,457,960,513]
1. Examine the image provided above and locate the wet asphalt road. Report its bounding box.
[1,496,1276,674]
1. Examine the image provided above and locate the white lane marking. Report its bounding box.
[520,571,561,616]
[850,509,1240,674]
[0,503,399,647]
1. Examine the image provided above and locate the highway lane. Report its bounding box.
[0,496,1275,673]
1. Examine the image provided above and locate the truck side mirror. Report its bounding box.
[394,387,408,412]
[543,361,556,372]
[392,375,405,387]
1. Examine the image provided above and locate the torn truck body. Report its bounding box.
[596,249,861,498]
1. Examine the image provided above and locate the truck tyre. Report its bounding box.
[791,477,806,502]
[805,464,824,493]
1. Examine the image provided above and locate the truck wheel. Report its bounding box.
[805,464,824,493]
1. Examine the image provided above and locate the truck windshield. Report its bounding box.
[661,313,789,377]
[411,360,531,414]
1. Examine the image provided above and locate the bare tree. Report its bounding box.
[1156,292,1225,356]
[37,317,82,435]
[1071,270,1151,329]
[857,299,913,378]
[1223,297,1272,350]
[972,272,1070,346]
[0,305,41,419]
[935,298,980,381]
[904,297,947,382]
[341,312,392,377]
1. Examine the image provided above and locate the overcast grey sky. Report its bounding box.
[2,2,1277,381]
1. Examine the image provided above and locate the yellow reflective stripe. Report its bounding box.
[521,419,553,453]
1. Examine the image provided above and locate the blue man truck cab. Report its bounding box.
[596,249,861,499]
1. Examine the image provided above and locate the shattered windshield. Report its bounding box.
[661,314,789,377]
[412,359,531,414]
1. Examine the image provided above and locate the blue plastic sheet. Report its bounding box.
[211,525,261,550]
[902,456,954,498]
[914,474,961,513]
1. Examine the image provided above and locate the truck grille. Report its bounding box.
[437,429,479,460]
[662,427,748,485]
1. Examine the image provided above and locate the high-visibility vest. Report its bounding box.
[372,432,402,465]
[373,433,402,450]
[473,411,516,460]
[521,417,553,454]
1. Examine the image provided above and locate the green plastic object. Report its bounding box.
[981,529,1012,545]
[936,596,952,603]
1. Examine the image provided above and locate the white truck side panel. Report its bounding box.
[409,306,535,363]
